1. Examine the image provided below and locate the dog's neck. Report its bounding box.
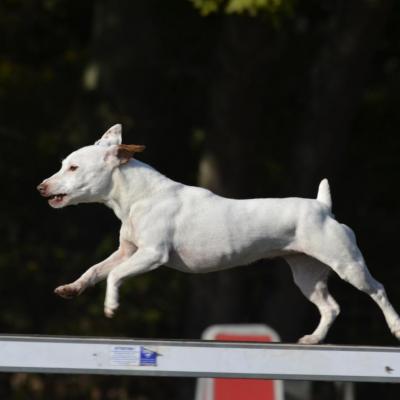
[103,159,172,221]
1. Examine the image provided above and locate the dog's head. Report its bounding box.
[37,124,145,208]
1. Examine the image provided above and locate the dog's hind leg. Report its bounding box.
[331,256,400,340]
[285,254,340,344]
[303,219,400,340]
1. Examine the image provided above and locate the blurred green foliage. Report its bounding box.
[190,0,294,16]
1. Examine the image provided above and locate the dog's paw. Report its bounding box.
[54,283,82,299]
[298,334,322,345]
[104,300,119,318]
[392,328,400,340]
[104,306,117,318]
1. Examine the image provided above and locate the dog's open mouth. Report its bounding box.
[47,193,68,207]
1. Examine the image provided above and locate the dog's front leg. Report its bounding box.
[104,247,168,317]
[55,241,136,299]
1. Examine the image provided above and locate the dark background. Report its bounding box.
[1,0,400,398]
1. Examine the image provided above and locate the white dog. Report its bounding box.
[37,124,400,344]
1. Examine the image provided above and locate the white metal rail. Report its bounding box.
[0,335,399,383]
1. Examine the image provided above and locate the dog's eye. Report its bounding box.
[69,165,79,171]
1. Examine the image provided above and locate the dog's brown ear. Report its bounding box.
[117,144,146,164]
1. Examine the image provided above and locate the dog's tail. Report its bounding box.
[316,178,332,210]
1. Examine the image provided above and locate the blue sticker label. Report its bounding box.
[140,346,158,366]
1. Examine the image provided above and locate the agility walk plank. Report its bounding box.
[0,335,399,383]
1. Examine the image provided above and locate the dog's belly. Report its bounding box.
[166,246,293,273]
[166,222,296,273]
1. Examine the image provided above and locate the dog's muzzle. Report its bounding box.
[37,182,48,197]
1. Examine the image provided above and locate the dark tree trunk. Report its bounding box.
[88,0,208,180]
[293,0,392,196]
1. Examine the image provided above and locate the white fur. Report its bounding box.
[37,125,400,344]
